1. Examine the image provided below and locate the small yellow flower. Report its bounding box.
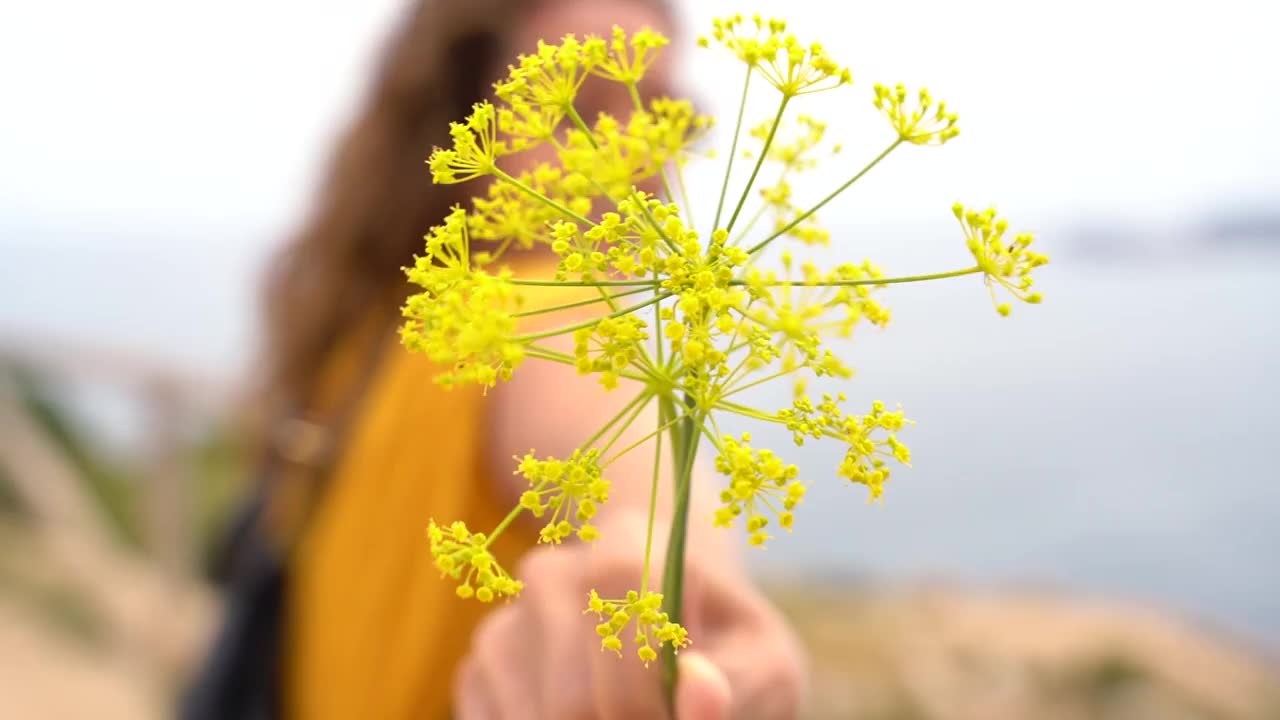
[954,203,1049,315]
[873,83,959,146]
[428,520,523,601]
[427,102,505,183]
[585,589,689,664]
[585,26,670,86]
[400,208,527,389]
[517,449,612,544]
[701,15,851,97]
[712,433,804,547]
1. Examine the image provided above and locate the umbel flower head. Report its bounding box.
[586,589,689,664]
[954,203,1049,316]
[873,83,959,146]
[400,208,527,388]
[699,14,852,96]
[428,521,522,602]
[404,18,1050,672]
[516,449,612,544]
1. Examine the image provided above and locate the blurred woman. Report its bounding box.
[188,1,805,718]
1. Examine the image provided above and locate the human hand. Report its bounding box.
[452,512,806,719]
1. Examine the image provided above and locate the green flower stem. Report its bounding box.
[747,138,902,255]
[728,266,982,288]
[674,161,695,230]
[639,406,664,596]
[515,293,670,342]
[721,365,800,400]
[581,389,653,451]
[482,504,525,550]
[600,390,658,456]
[626,82,645,113]
[732,203,769,246]
[624,81,680,207]
[509,278,657,287]
[660,393,700,707]
[565,103,598,146]
[525,346,653,385]
[491,167,597,228]
[511,285,654,317]
[714,399,780,423]
[602,409,684,469]
[564,101,682,256]
[713,67,753,232]
[654,270,666,367]
[726,94,791,233]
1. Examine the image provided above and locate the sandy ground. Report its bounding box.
[0,597,164,720]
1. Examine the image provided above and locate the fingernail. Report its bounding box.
[675,651,731,720]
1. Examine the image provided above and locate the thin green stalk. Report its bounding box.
[525,346,653,385]
[713,67,753,232]
[516,293,669,342]
[492,167,596,227]
[729,266,982,288]
[625,82,680,206]
[603,409,684,470]
[674,161,695,230]
[482,504,525,549]
[722,366,799,401]
[565,103,598,147]
[639,406,664,595]
[747,139,902,255]
[600,390,656,456]
[726,94,790,233]
[581,390,652,451]
[660,394,700,707]
[568,98,682,257]
[510,278,657,288]
[511,285,654,318]
[732,203,769,246]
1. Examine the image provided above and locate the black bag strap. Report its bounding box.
[182,326,396,720]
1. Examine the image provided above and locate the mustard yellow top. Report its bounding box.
[285,258,587,720]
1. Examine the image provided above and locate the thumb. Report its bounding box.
[674,651,732,720]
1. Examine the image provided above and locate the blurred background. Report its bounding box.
[2,0,1277,717]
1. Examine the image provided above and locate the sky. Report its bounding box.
[2,1,1278,642]
[1,0,1278,251]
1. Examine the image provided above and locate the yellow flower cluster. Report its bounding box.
[428,102,505,183]
[406,18,1050,671]
[586,589,690,664]
[574,314,649,390]
[428,520,523,602]
[778,396,913,501]
[469,164,592,262]
[712,433,805,547]
[516,449,612,544]
[741,253,890,381]
[750,115,841,246]
[873,83,960,146]
[400,208,526,388]
[585,26,670,85]
[955,203,1049,316]
[699,15,852,96]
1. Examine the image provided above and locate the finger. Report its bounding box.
[585,544,668,720]
[675,651,731,720]
[452,656,497,720]
[688,574,806,720]
[592,643,667,720]
[520,554,597,719]
[464,605,540,720]
[696,628,806,720]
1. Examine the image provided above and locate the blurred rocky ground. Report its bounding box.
[770,584,1280,720]
[3,357,1277,719]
